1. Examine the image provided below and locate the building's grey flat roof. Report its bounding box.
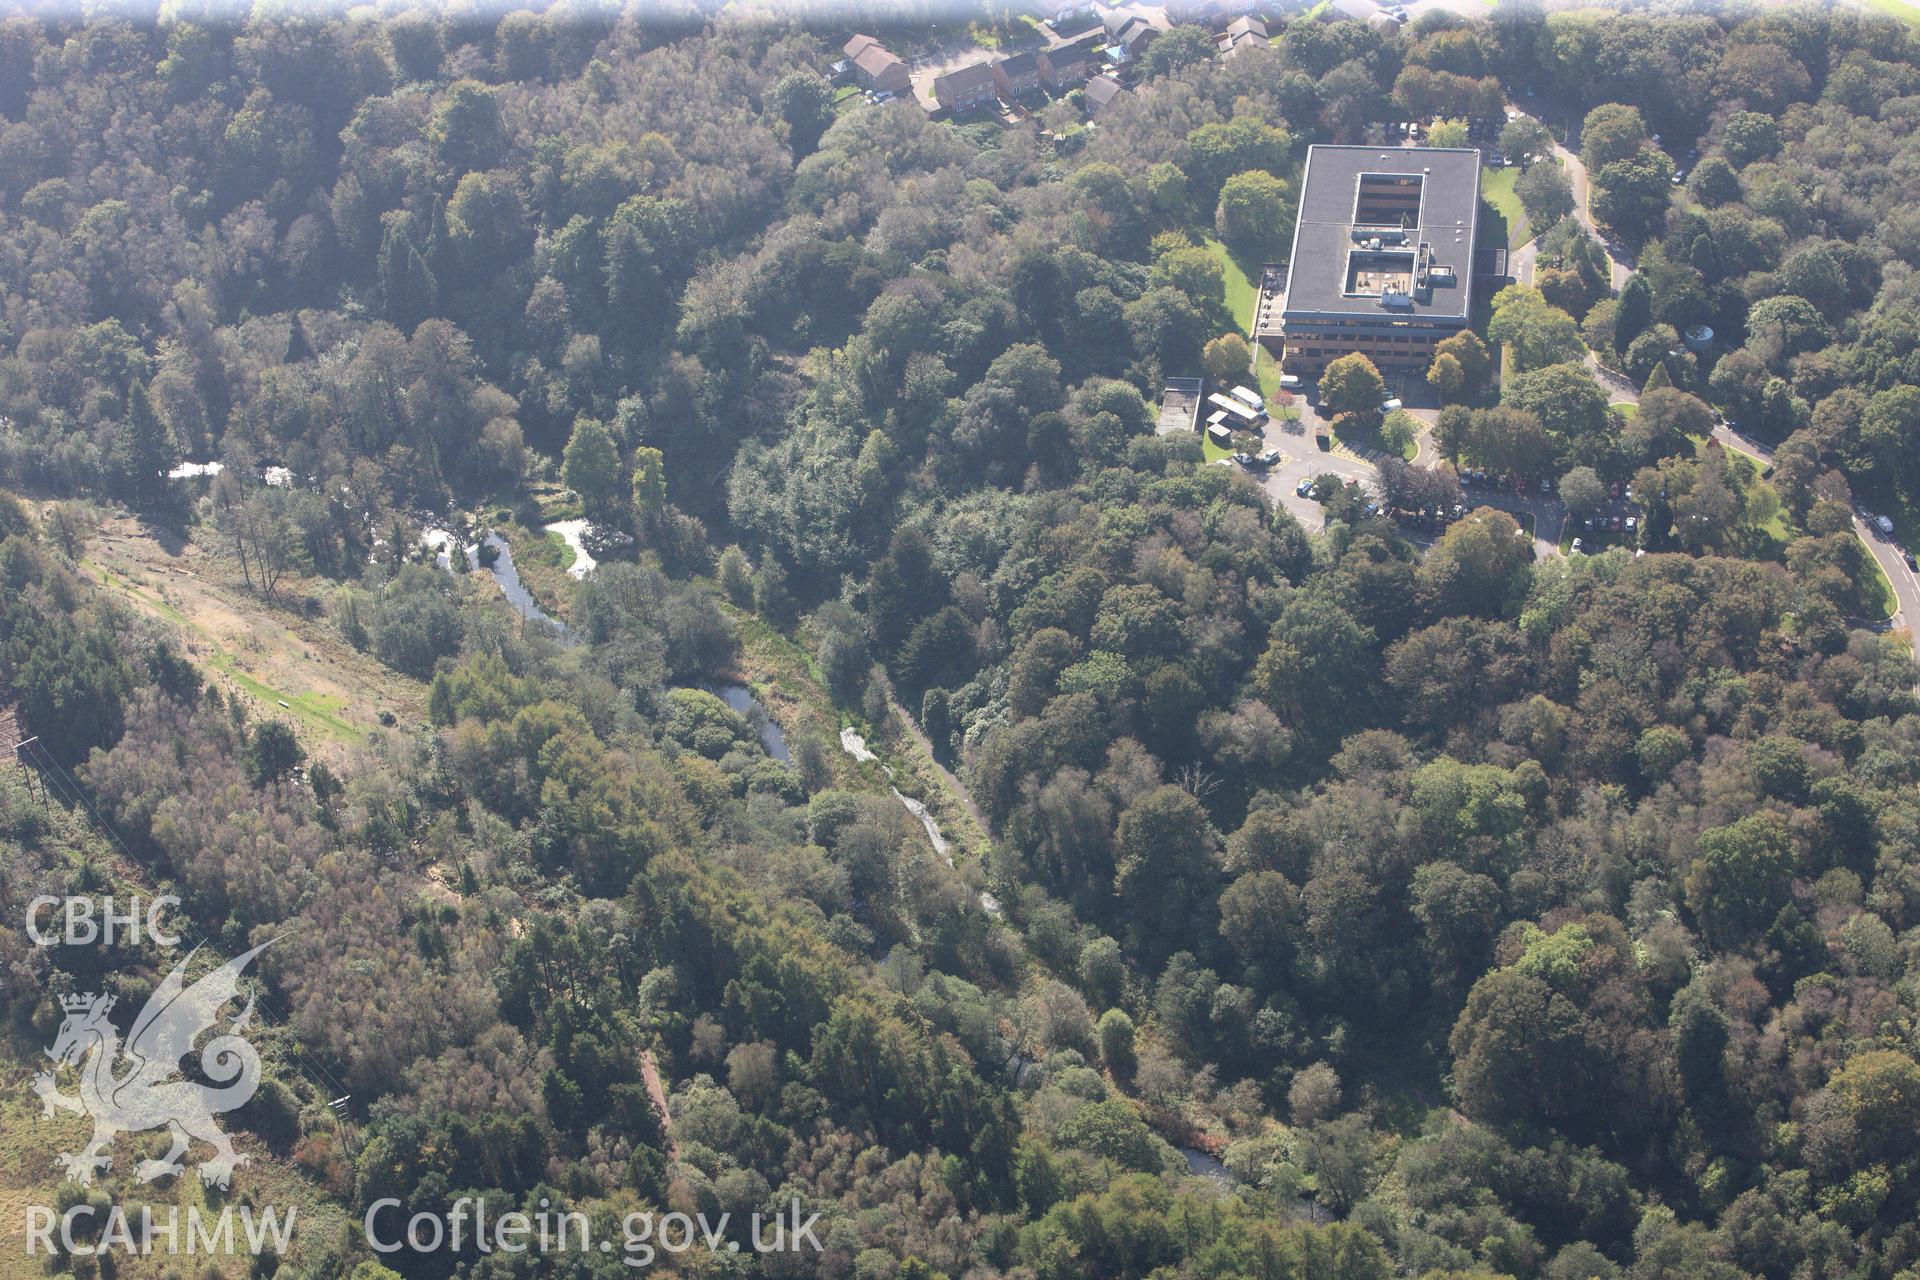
[1282,144,1481,322]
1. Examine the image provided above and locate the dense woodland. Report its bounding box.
[7,3,1920,1280]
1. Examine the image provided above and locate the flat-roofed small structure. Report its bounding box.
[1279,144,1481,373]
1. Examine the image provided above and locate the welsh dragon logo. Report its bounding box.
[33,941,271,1189]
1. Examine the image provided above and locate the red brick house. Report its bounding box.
[992,49,1043,99]
[933,61,998,112]
[843,34,910,94]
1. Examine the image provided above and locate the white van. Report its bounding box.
[1231,386,1264,411]
[1381,398,1403,412]
[1278,374,1301,388]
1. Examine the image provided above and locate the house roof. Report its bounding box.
[844,33,881,58]
[1085,74,1126,106]
[935,61,998,93]
[1281,144,1482,322]
[1225,15,1268,40]
[999,49,1040,76]
[853,44,905,79]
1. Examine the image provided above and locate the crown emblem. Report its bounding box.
[60,993,112,1015]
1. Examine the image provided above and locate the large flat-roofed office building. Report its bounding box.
[1279,145,1481,373]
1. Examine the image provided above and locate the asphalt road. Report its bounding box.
[1252,399,1565,561]
[1706,423,1920,638]
[1504,102,1636,293]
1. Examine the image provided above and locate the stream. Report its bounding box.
[703,683,791,763]
[840,728,1001,915]
[1178,1146,1232,1184]
[427,529,572,637]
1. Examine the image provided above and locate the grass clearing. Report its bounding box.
[1611,401,1638,421]
[1202,235,1260,335]
[82,515,423,747]
[1862,548,1899,621]
[1480,166,1528,248]
[1861,0,1920,27]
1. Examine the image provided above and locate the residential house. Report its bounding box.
[1106,17,1157,62]
[993,49,1043,98]
[1084,74,1127,114]
[1039,36,1098,87]
[1215,14,1268,57]
[843,34,910,94]
[933,61,999,113]
[1326,0,1381,20]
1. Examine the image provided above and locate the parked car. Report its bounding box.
[1296,477,1315,497]
[1907,550,1918,571]
[1539,475,1553,493]
[1231,452,1253,467]
[1876,514,1895,535]
[1625,516,1637,533]
[1571,537,1585,553]
[1258,448,1282,467]
[1611,515,1623,531]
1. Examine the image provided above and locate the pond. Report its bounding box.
[1178,1146,1232,1184]
[703,683,791,763]
[467,533,570,637]
[545,519,597,579]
